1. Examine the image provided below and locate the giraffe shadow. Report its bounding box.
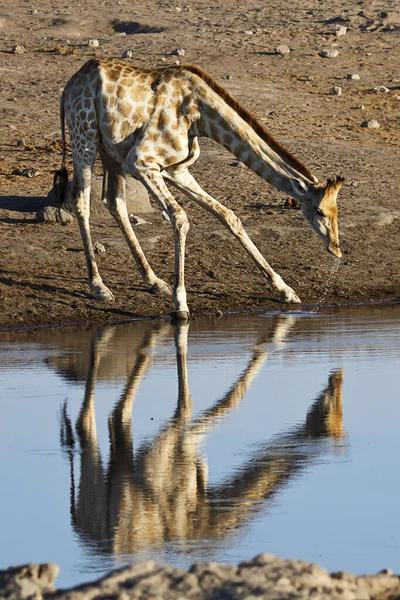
[0,195,45,216]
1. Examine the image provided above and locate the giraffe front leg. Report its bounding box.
[164,169,301,305]
[124,156,190,319]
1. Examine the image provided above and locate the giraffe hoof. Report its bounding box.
[170,310,190,321]
[95,288,115,303]
[279,289,301,304]
[151,280,173,297]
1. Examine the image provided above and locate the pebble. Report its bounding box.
[129,215,151,226]
[226,74,232,79]
[37,206,73,225]
[274,45,290,56]
[173,48,185,56]
[361,119,380,128]
[12,167,40,177]
[374,85,389,92]
[174,59,180,66]
[122,49,133,58]
[335,25,347,36]
[243,29,253,35]
[347,73,360,80]
[320,48,339,58]
[94,241,106,254]
[12,45,26,54]
[329,86,342,96]
[88,39,99,48]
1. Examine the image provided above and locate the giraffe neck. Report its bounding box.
[196,98,315,202]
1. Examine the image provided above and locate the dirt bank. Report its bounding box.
[1,0,399,329]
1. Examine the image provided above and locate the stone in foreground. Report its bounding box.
[2,556,400,600]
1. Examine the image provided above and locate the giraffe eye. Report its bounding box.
[315,207,325,217]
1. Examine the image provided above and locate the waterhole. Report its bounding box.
[0,304,399,587]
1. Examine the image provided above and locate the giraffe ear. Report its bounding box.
[290,179,307,197]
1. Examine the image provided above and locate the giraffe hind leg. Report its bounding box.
[100,153,172,297]
[71,165,115,302]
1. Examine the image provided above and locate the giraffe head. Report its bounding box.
[294,175,344,258]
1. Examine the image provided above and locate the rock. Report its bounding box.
[347,73,360,80]
[375,213,394,226]
[172,48,185,56]
[361,118,380,128]
[4,556,400,600]
[329,86,342,95]
[94,241,106,254]
[243,29,253,35]
[0,563,59,600]
[36,206,73,225]
[88,39,99,47]
[122,49,133,58]
[46,176,153,218]
[129,215,151,225]
[11,167,40,178]
[335,24,347,36]
[11,45,26,54]
[274,45,290,55]
[374,85,389,92]
[226,74,232,79]
[174,59,180,65]
[320,48,339,58]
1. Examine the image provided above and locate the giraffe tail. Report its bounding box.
[54,90,69,207]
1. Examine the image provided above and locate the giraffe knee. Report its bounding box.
[226,209,243,234]
[171,207,189,234]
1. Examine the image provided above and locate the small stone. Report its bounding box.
[329,86,342,96]
[12,45,26,54]
[175,6,181,11]
[374,85,389,92]
[226,74,232,79]
[94,241,106,254]
[88,39,99,47]
[378,568,394,576]
[30,9,38,14]
[174,59,180,66]
[172,47,185,56]
[12,167,40,177]
[129,215,151,225]
[335,25,347,36]
[37,206,73,225]
[243,29,253,35]
[347,73,360,80]
[122,49,133,58]
[161,57,166,61]
[207,270,215,279]
[320,48,339,58]
[274,45,290,55]
[361,118,380,128]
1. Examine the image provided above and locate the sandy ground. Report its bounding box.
[0,0,399,329]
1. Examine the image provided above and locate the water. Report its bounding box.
[0,304,399,588]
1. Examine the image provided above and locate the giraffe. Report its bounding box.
[54,58,344,319]
[58,316,345,555]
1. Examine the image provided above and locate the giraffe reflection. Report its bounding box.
[60,316,344,556]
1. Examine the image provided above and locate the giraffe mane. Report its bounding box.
[179,64,315,182]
